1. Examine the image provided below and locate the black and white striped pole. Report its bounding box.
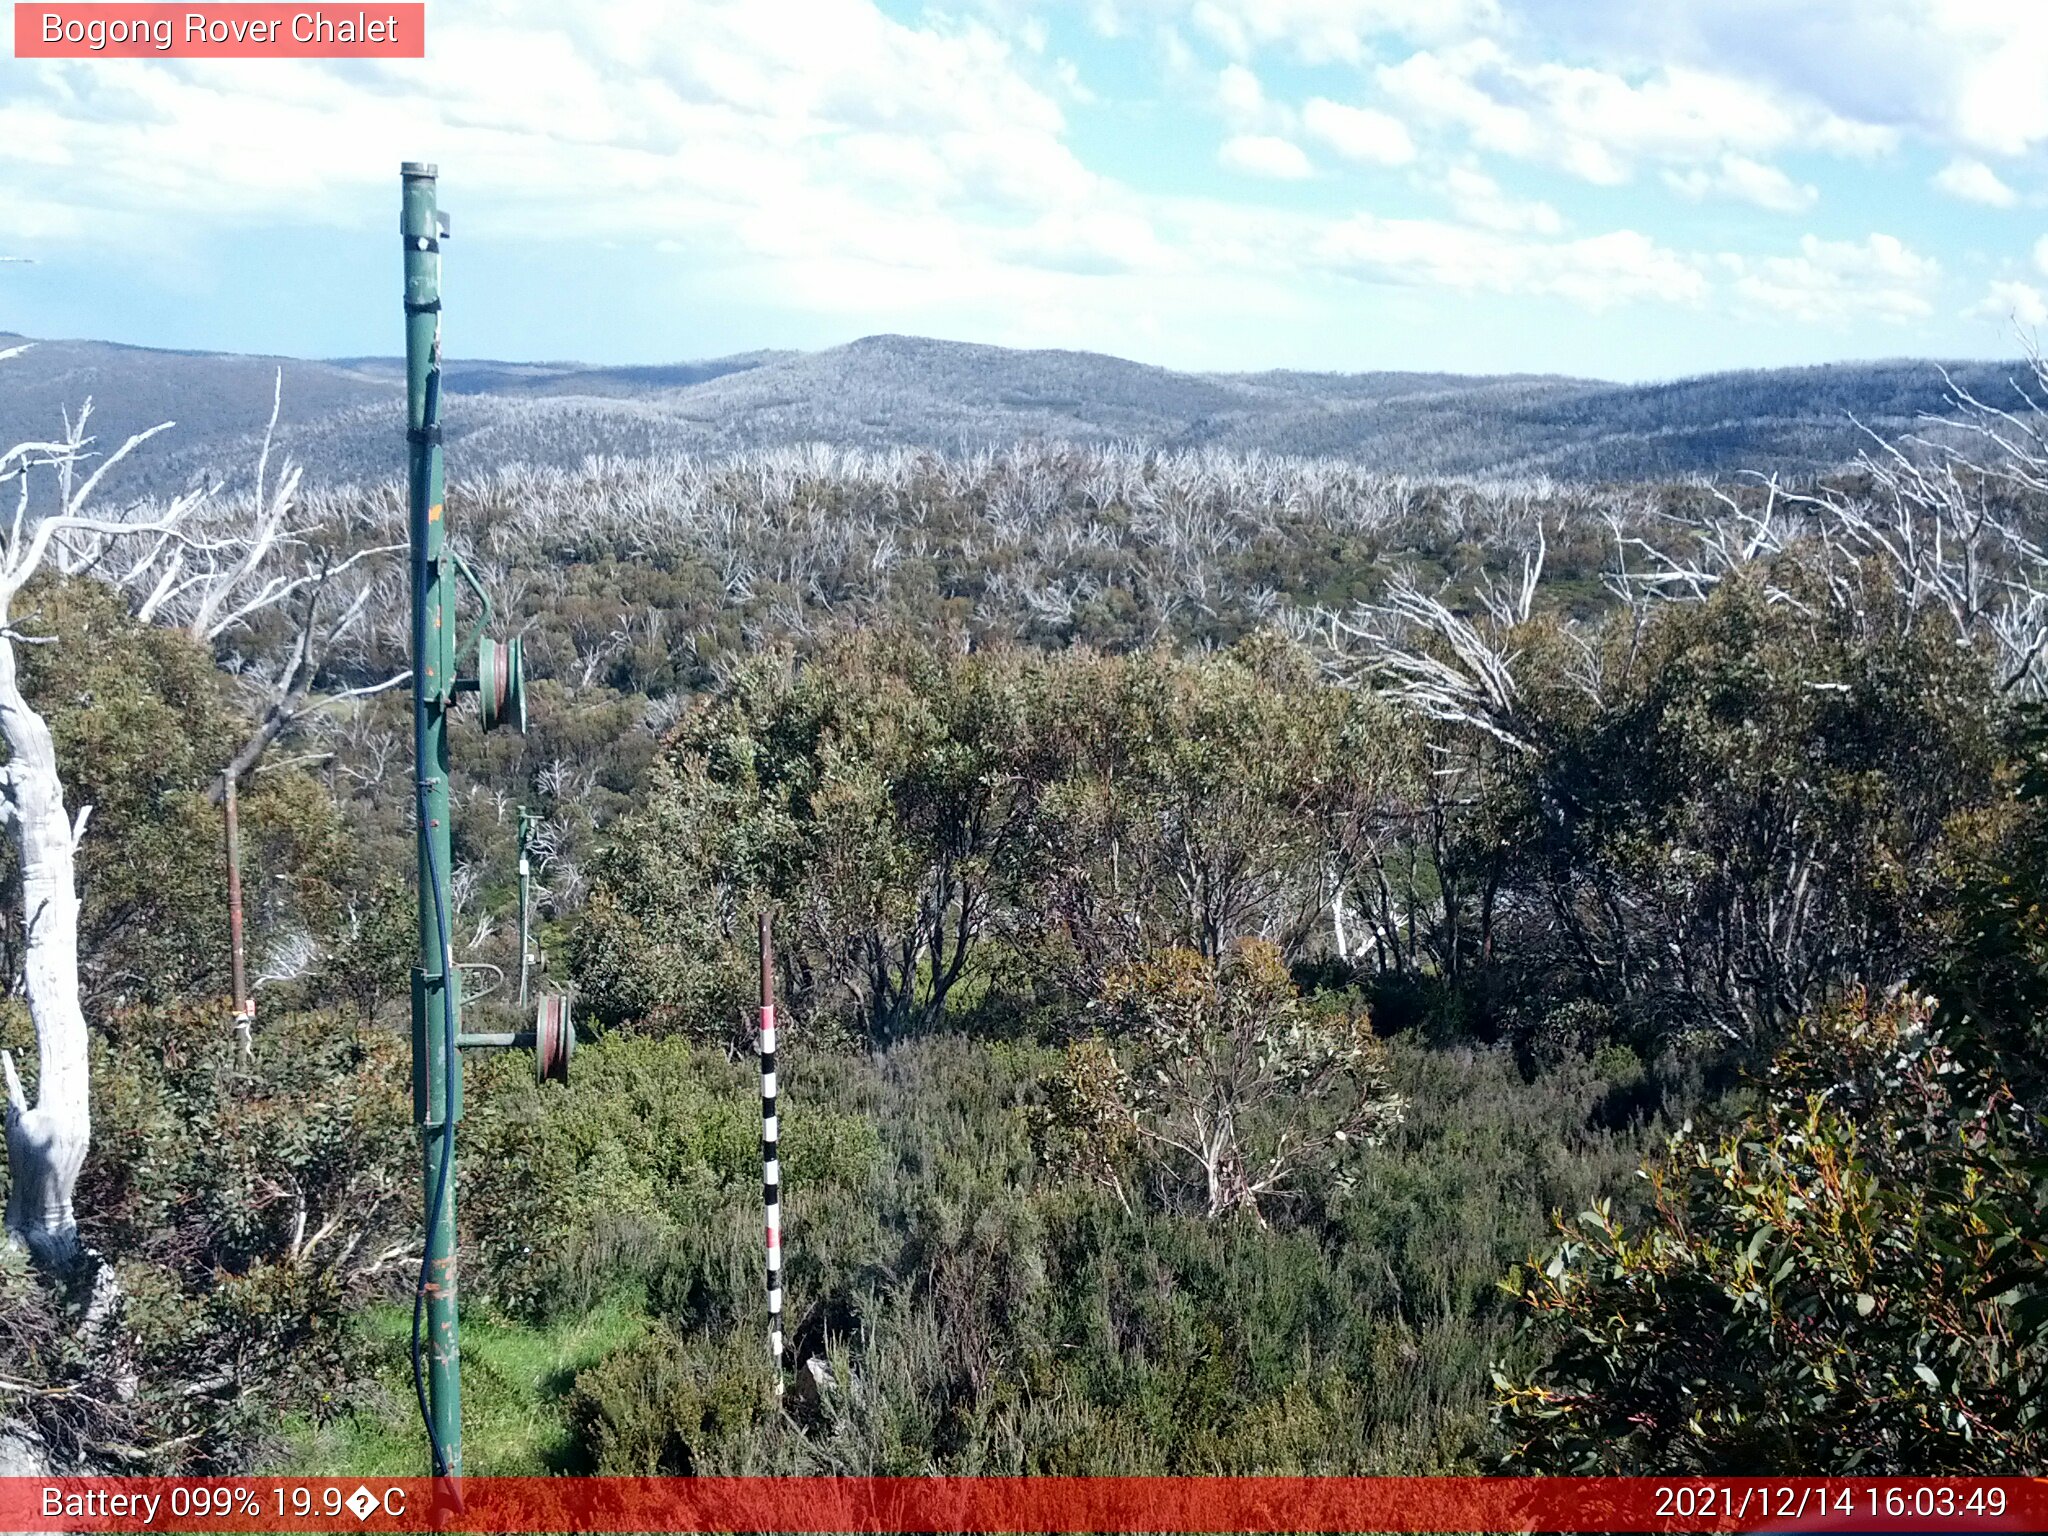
[516,807,539,1006]
[759,911,784,1400]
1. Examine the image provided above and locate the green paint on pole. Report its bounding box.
[402,160,463,1480]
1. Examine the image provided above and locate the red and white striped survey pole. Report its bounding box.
[758,911,784,1399]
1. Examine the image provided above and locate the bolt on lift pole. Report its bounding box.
[403,160,462,1480]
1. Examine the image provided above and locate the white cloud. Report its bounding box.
[1884,3,2048,156]
[1376,41,1892,187]
[1218,134,1314,180]
[1086,2,1127,39]
[9,0,2030,367]
[1730,233,1940,323]
[1375,44,1547,167]
[0,0,1124,298]
[1440,165,1562,233]
[1915,4,2048,156]
[1966,279,2048,327]
[1216,63,1268,123]
[1301,98,1416,166]
[1003,208,1175,275]
[1663,154,1817,212]
[1313,215,1704,307]
[1932,157,2018,207]
[1606,1,2048,161]
[1181,0,1497,63]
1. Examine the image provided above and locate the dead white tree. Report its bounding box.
[204,550,408,799]
[86,376,410,793]
[1295,522,1553,980]
[70,381,406,1040]
[0,389,207,1270]
[1302,357,2048,1031]
[1316,522,1546,756]
[0,352,401,1262]
[1591,377,2048,698]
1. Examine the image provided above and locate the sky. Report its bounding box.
[3,0,2048,380]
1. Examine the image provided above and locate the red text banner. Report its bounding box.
[1,1476,2045,1533]
[14,5,425,58]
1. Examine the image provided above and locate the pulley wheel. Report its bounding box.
[478,635,527,734]
[535,993,573,1085]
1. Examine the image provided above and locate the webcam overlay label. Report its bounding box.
[14,4,425,57]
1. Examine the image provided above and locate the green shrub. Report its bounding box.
[491,1028,1646,1474]
[564,1325,774,1473]
[460,1033,881,1320]
[1,576,352,1010]
[1496,993,2045,1472]
[0,1002,413,1471]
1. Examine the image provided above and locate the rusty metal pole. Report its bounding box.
[223,771,251,1054]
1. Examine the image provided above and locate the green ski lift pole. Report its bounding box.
[403,163,553,1481]
[402,160,463,1481]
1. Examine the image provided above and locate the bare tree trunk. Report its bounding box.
[207,707,291,806]
[0,365,338,1276]
[224,771,251,1052]
[0,633,90,1272]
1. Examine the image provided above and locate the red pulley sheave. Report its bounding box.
[477,635,526,733]
[535,993,573,1084]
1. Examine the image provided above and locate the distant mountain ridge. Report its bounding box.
[0,329,2031,495]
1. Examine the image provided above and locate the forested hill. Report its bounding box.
[0,329,2030,492]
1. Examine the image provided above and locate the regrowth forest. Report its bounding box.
[4,346,2048,1476]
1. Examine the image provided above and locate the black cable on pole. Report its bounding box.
[409,360,458,1482]
[410,805,458,1480]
